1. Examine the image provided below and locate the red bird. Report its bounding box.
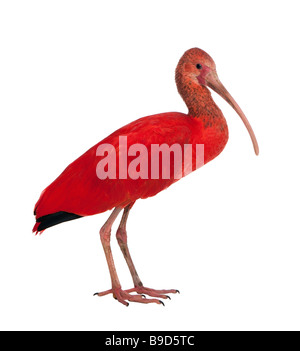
[33,48,259,306]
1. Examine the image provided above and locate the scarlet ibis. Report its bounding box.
[33,48,259,306]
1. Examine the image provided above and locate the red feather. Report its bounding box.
[34,111,228,223]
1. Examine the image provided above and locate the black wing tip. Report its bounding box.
[36,211,82,231]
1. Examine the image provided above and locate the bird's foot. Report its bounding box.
[93,287,166,306]
[125,286,180,300]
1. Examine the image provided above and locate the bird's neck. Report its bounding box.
[177,80,223,123]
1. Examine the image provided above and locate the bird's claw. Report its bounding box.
[94,287,165,306]
[124,286,179,301]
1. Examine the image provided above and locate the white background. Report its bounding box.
[0,0,299,331]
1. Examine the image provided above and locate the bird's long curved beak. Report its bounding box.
[206,71,259,156]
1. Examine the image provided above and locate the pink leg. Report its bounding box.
[116,204,142,288]
[98,207,122,291]
[116,204,179,300]
[94,207,165,306]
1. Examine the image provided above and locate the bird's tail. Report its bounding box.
[32,211,82,234]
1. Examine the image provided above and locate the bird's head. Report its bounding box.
[175,47,216,87]
[176,48,259,156]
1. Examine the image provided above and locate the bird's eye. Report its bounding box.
[196,63,202,70]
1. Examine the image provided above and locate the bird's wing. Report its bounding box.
[34,112,193,218]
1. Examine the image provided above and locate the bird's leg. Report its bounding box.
[116,204,179,300]
[94,207,165,306]
[116,204,143,288]
[98,207,122,293]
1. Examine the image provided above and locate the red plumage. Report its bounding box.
[34,111,228,223]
